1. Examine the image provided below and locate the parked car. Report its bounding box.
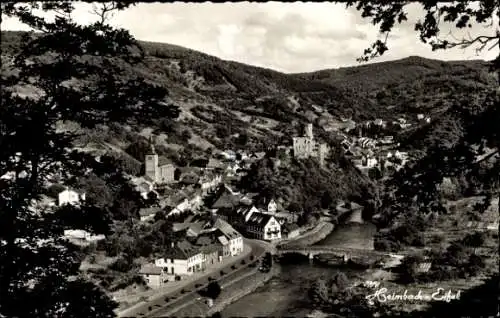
[258,266,270,273]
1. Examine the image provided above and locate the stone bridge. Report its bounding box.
[276,244,407,261]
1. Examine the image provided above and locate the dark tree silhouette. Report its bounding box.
[342,2,499,317]
[205,281,222,300]
[342,0,499,235]
[345,1,499,68]
[0,2,179,317]
[199,281,222,300]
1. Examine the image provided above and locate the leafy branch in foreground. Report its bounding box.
[0,2,179,317]
[344,1,499,65]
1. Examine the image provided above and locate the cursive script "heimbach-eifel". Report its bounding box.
[365,288,461,305]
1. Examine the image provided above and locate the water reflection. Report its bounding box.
[221,222,377,317]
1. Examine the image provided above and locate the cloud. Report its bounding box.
[1,2,498,73]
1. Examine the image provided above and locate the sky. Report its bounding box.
[1,2,498,73]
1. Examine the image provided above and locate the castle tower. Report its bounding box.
[305,123,313,139]
[145,136,158,182]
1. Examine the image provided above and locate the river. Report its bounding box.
[220,221,377,317]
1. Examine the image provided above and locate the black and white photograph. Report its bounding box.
[1,1,499,318]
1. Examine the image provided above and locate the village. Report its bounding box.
[0,112,436,311]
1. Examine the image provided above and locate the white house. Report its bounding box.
[200,174,222,194]
[244,212,281,241]
[168,197,190,216]
[139,207,162,222]
[220,150,237,161]
[225,163,242,177]
[417,114,425,120]
[189,193,203,211]
[63,229,105,246]
[267,199,278,213]
[214,218,243,256]
[139,264,166,288]
[58,188,85,206]
[373,118,385,127]
[155,240,204,277]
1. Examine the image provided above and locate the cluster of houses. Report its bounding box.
[134,137,269,222]
[139,217,244,288]
[210,185,301,241]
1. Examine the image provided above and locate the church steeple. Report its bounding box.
[148,136,157,155]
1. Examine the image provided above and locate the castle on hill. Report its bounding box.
[145,137,175,184]
[292,123,329,166]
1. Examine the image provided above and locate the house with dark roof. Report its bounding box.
[243,211,281,241]
[139,206,162,222]
[194,235,220,268]
[195,228,231,259]
[154,240,204,277]
[206,158,225,171]
[214,218,244,256]
[211,191,240,210]
[139,264,166,288]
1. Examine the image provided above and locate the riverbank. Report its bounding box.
[116,240,260,317]
[281,221,335,247]
[207,265,281,315]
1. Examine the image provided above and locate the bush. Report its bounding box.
[249,255,255,261]
[204,281,222,300]
[230,265,236,270]
[108,256,134,272]
[220,270,225,276]
[461,232,486,247]
[241,260,246,265]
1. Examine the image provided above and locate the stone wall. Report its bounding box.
[206,265,281,316]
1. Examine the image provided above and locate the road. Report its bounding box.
[118,239,267,318]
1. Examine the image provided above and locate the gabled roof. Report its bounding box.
[158,157,173,167]
[164,240,200,260]
[217,235,229,245]
[139,206,162,217]
[207,158,224,169]
[180,173,200,185]
[212,193,240,209]
[172,222,191,232]
[214,218,242,239]
[187,222,204,236]
[244,212,274,228]
[139,264,163,275]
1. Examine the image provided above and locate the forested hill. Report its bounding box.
[1,30,497,168]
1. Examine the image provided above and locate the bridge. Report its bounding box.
[276,244,407,261]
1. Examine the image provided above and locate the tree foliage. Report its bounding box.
[0,2,179,317]
[344,2,499,316]
[345,1,499,68]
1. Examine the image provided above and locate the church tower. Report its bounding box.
[145,136,158,182]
